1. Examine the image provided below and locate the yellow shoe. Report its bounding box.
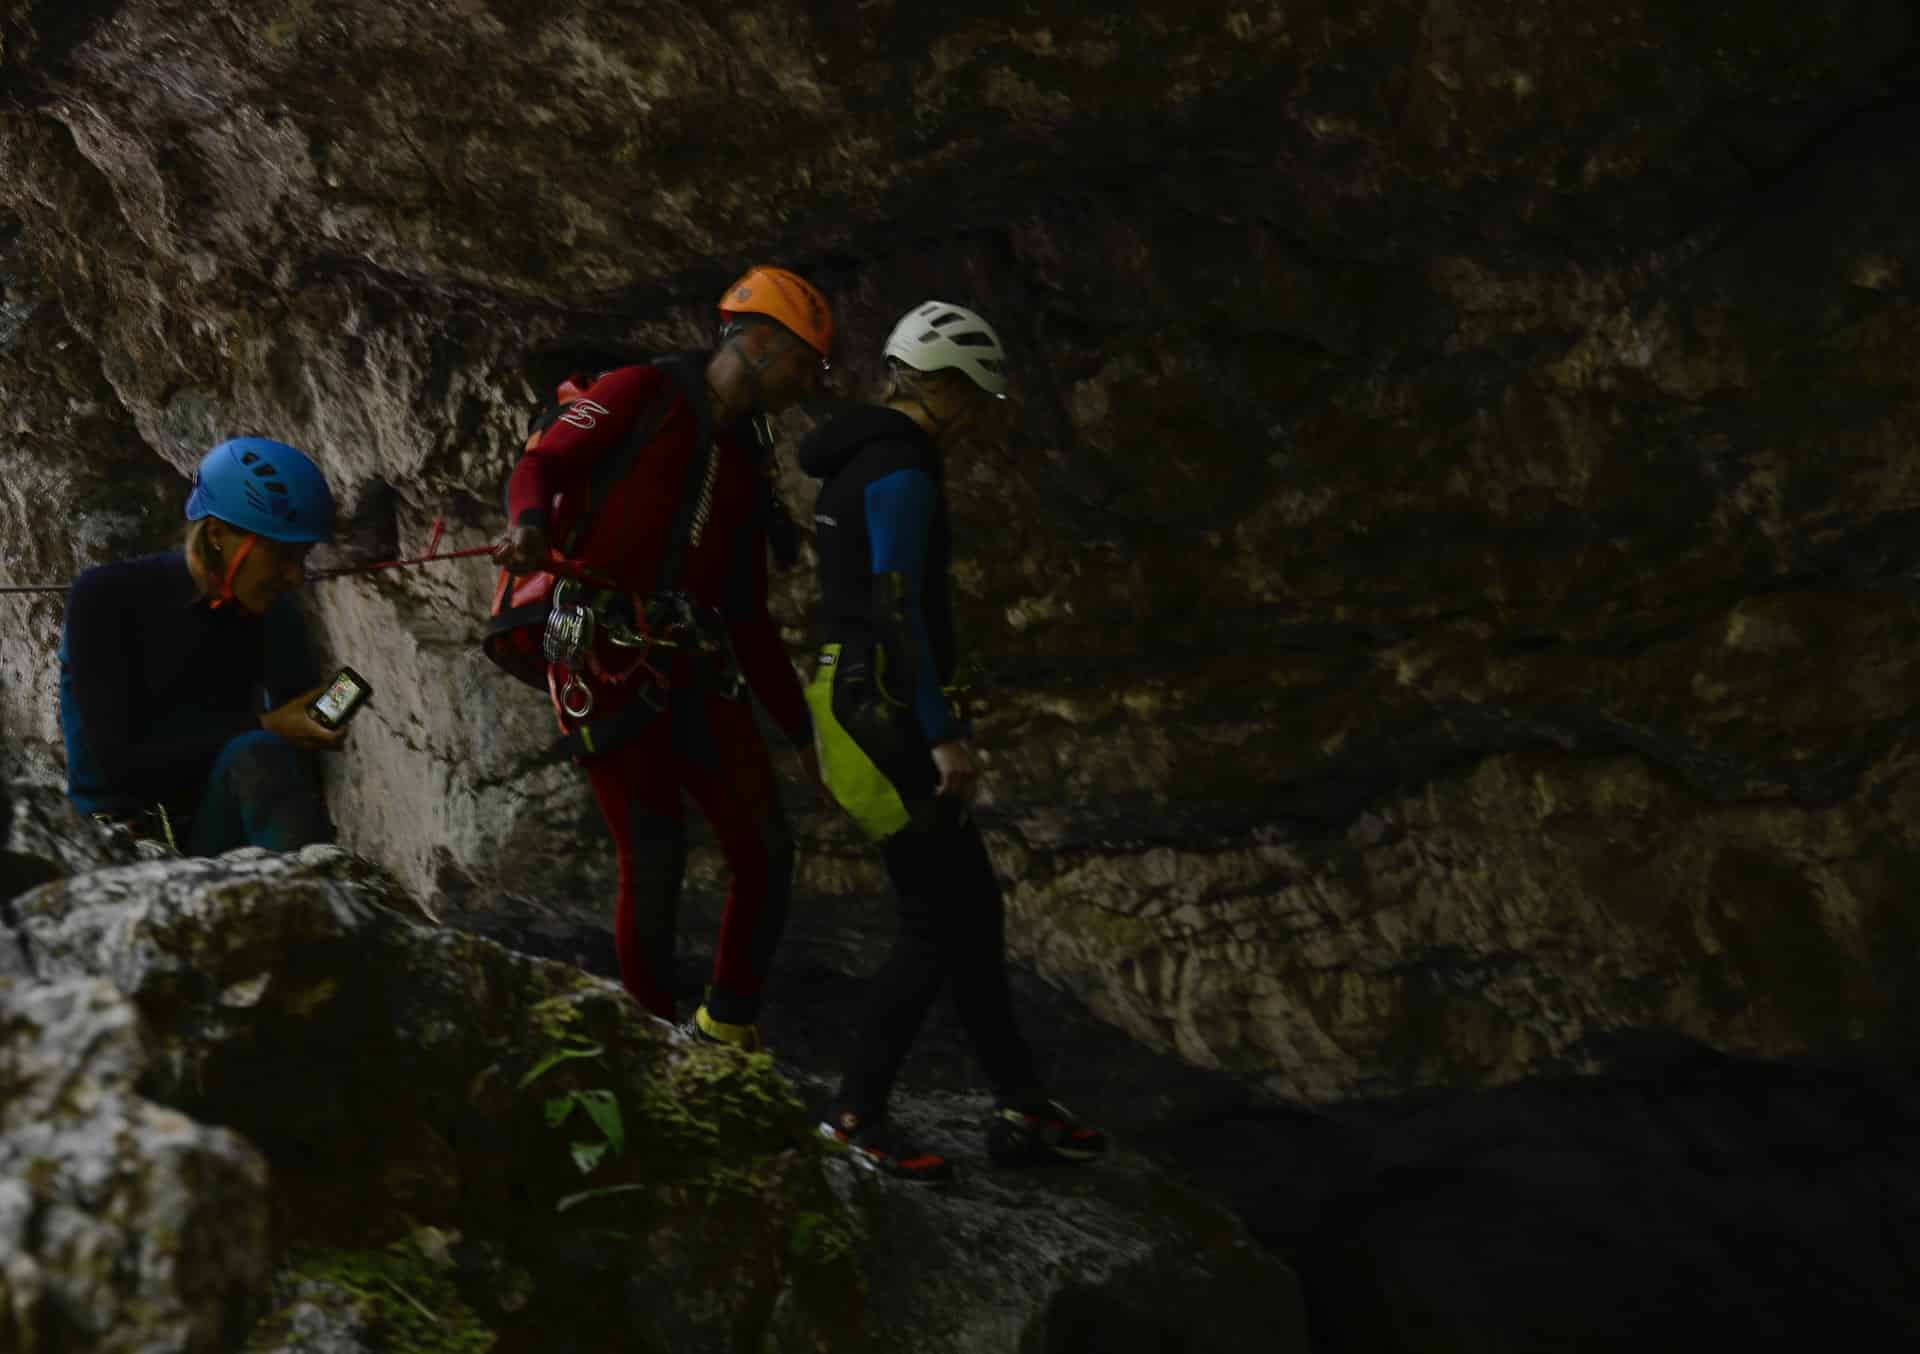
[688,1003,763,1053]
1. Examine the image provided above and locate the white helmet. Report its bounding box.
[882,301,1009,398]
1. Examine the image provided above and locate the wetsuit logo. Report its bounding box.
[815,513,838,528]
[558,398,611,431]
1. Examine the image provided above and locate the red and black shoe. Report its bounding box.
[816,1108,956,1186]
[985,1099,1109,1168]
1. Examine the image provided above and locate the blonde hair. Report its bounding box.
[881,360,967,407]
[184,518,220,601]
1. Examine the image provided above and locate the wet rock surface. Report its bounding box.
[4,1,1920,1345]
[469,896,1920,1349]
[1,843,1302,1353]
[3,1,1919,1101]
[0,975,271,1353]
[2,793,1914,1349]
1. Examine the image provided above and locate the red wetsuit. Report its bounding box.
[505,357,810,1022]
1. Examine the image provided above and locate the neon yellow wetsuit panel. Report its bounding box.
[806,643,913,841]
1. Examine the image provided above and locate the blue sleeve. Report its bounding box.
[865,469,961,744]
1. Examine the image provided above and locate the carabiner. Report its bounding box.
[560,674,595,720]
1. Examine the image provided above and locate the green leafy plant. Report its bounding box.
[545,1085,624,1173]
[519,1032,627,1190]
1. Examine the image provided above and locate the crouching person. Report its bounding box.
[59,437,348,855]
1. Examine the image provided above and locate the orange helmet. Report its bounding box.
[717,266,834,360]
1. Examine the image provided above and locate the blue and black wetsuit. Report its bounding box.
[801,406,967,831]
[798,406,1044,1125]
[59,552,330,855]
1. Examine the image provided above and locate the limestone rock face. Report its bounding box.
[0,219,180,790]
[1006,749,1920,1101]
[4,846,1304,1352]
[818,1089,1305,1354]
[0,975,271,1353]
[2,0,1918,1105]
[4,783,150,877]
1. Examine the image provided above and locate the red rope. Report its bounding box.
[304,544,497,581]
[5,522,613,593]
[3,545,496,592]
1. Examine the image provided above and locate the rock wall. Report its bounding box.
[3,0,1919,1105]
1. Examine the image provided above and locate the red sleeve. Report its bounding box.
[505,366,666,531]
[724,516,810,745]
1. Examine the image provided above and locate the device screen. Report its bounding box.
[310,668,370,728]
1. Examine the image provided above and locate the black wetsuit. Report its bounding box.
[798,407,1043,1122]
[58,552,328,853]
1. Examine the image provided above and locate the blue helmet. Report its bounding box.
[184,438,336,543]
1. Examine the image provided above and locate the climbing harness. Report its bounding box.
[538,576,747,725]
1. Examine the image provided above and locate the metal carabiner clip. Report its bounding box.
[559,674,595,720]
[543,586,597,668]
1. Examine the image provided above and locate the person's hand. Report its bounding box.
[260,686,350,751]
[493,523,550,575]
[930,740,977,799]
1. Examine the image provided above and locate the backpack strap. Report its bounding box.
[648,353,713,595]
[560,365,683,557]
[520,353,719,768]
[485,364,680,651]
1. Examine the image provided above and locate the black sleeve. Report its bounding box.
[64,570,258,790]
[260,595,323,710]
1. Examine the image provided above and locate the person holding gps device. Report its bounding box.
[308,667,373,730]
[58,437,352,856]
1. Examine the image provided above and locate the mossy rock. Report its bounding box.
[248,1239,495,1354]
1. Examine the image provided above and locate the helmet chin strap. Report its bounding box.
[725,328,823,423]
[208,534,255,610]
[908,396,949,439]
[907,384,971,442]
[714,331,776,424]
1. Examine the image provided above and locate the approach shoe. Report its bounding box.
[817,1110,956,1186]
[686,1003,763,1053]
[985,1099,1108,1168]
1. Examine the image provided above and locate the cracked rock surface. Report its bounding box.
[5,3,1920,1344]
[0,975,270,1352]
[4,1,1919,1102]
[1,841,1303,1353]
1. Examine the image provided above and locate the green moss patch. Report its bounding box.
[249,1240,496,1353]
